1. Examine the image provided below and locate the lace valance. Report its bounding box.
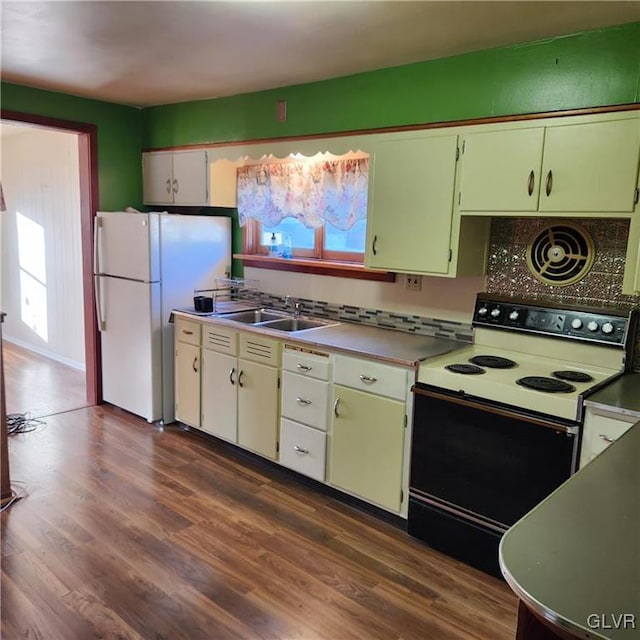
[237,157,368,230]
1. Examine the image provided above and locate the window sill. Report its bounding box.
[234,254,396,282]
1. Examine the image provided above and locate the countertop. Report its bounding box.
[172,310,464,367]
[499,421,640,640]
[584,372,640,418]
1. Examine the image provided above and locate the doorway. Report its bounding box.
[0,110,100,416]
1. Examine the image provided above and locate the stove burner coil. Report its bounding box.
[552,370,594,383]
[469,355,517,369]
[445,364,486,375]
[516,376,576,393]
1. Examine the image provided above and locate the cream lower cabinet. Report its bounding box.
[329,355,408,513]
[458,114,640,215]
[201,325,238,442]
[279,346,332,482]
[236,334,281,460]
[174,318,202,428]
[579,406,638,468]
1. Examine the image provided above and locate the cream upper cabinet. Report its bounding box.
[458,127,544,212]
[365,133,458,275]
[622,210,640,295]
[458,115,640,216]
[143,150,208,206]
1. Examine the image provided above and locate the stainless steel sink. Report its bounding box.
[216,309,288,324]
[259,317,338,332]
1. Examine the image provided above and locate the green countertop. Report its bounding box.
[585,373,640,418]
[499,421,640,640]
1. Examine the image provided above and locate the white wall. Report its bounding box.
[0,126,85,369]
[245,267,485,324]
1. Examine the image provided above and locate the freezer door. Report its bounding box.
[98,275,162,422]
[95,211,160,281]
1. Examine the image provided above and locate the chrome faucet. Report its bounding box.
[285,295,302,317]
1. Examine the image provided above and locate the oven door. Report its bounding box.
[409,384,579,576]
[410,385,578,527]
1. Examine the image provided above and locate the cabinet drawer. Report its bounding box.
[279,418,327,482]
[203,325,237,355]
[281,371,330,430]
[282,345,331,380]
[584,408,637,459]
[334,354,408,400]
[175,318,201,345]
[239,333,281,366]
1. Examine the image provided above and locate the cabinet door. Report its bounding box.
[172,150,208,206]
[579,407,637,467]
[365,134,458,274]
[201,350,237,442]
[209,159,239,208]
[458,127,544,212]
[330,385,405,512]
[237,359,279,460]
[622,213,640,294]
[175,342,200,428]
[540,118,640,213]
[143,152,173,204]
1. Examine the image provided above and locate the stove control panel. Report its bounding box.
[473,298,632,347]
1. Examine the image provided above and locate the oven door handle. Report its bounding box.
[412,386,578,434]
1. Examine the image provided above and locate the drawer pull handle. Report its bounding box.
[359,374,378,384]
[296,397,312,406]
[598,434,615,443]
[192,357,198,373]
[229,367,236,385]
[333,397,340,418]
[527,170,535,196]
[238,370,244,388]
[182,330,194,335]
[294,445,309,455]
[297,364,312,371]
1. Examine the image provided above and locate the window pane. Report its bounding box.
[262,218,315,249]
[324,219,366,253]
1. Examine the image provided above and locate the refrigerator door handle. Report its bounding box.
[94,275,106,332]
[94,216,102,275]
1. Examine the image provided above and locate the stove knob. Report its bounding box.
[587,320,599,332]
[602,322,615,335]
[490,308,501,318]
[478,306,489,317]
[509,310,520,321]
[571,318,583,330]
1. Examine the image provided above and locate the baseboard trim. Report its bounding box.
[3,336,86,371]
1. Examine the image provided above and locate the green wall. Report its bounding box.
[143,22,640,149]
[1,82,142,211]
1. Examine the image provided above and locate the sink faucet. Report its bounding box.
[285,295,302,317]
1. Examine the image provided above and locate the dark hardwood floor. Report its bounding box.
[3,341,88,418]
[1,405,518,639]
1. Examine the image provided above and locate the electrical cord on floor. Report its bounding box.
[0,482,27,513]
[6,412,46,435]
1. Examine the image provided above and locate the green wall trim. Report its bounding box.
[142,22,640,149]
[1,82,143,211]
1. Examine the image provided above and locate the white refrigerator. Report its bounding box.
[94,211,231,423]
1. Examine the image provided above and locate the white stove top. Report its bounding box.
[417,342,623,421]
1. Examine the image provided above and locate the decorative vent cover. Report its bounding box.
[526,222,594,286]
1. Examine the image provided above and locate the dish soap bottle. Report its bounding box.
[282,234,293,259]
[268,232,278,257]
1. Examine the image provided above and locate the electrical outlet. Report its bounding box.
[405,274,422,291]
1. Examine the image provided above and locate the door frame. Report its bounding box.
[1,109,101,405]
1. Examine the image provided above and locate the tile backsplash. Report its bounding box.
[486,218,639,370]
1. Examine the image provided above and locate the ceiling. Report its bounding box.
[1,1,639,108]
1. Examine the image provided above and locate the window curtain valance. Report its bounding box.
[237,157,368,230]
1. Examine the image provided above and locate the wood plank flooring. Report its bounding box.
[1,405,518,639]
[2,341,87,417]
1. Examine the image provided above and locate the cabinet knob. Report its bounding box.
[359,374,378,384]
[192,357,198,373]
[598,434,615,443]
[372,235,378,256]
[296,397,312,405]
[333,397,341,418]
[297,364,312,372]
[237,370,244,388]
[166,178,172,194]
[229,367,236,385]
[294,445,309,455]
[545,170,553,196]
[173,178,179,194]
